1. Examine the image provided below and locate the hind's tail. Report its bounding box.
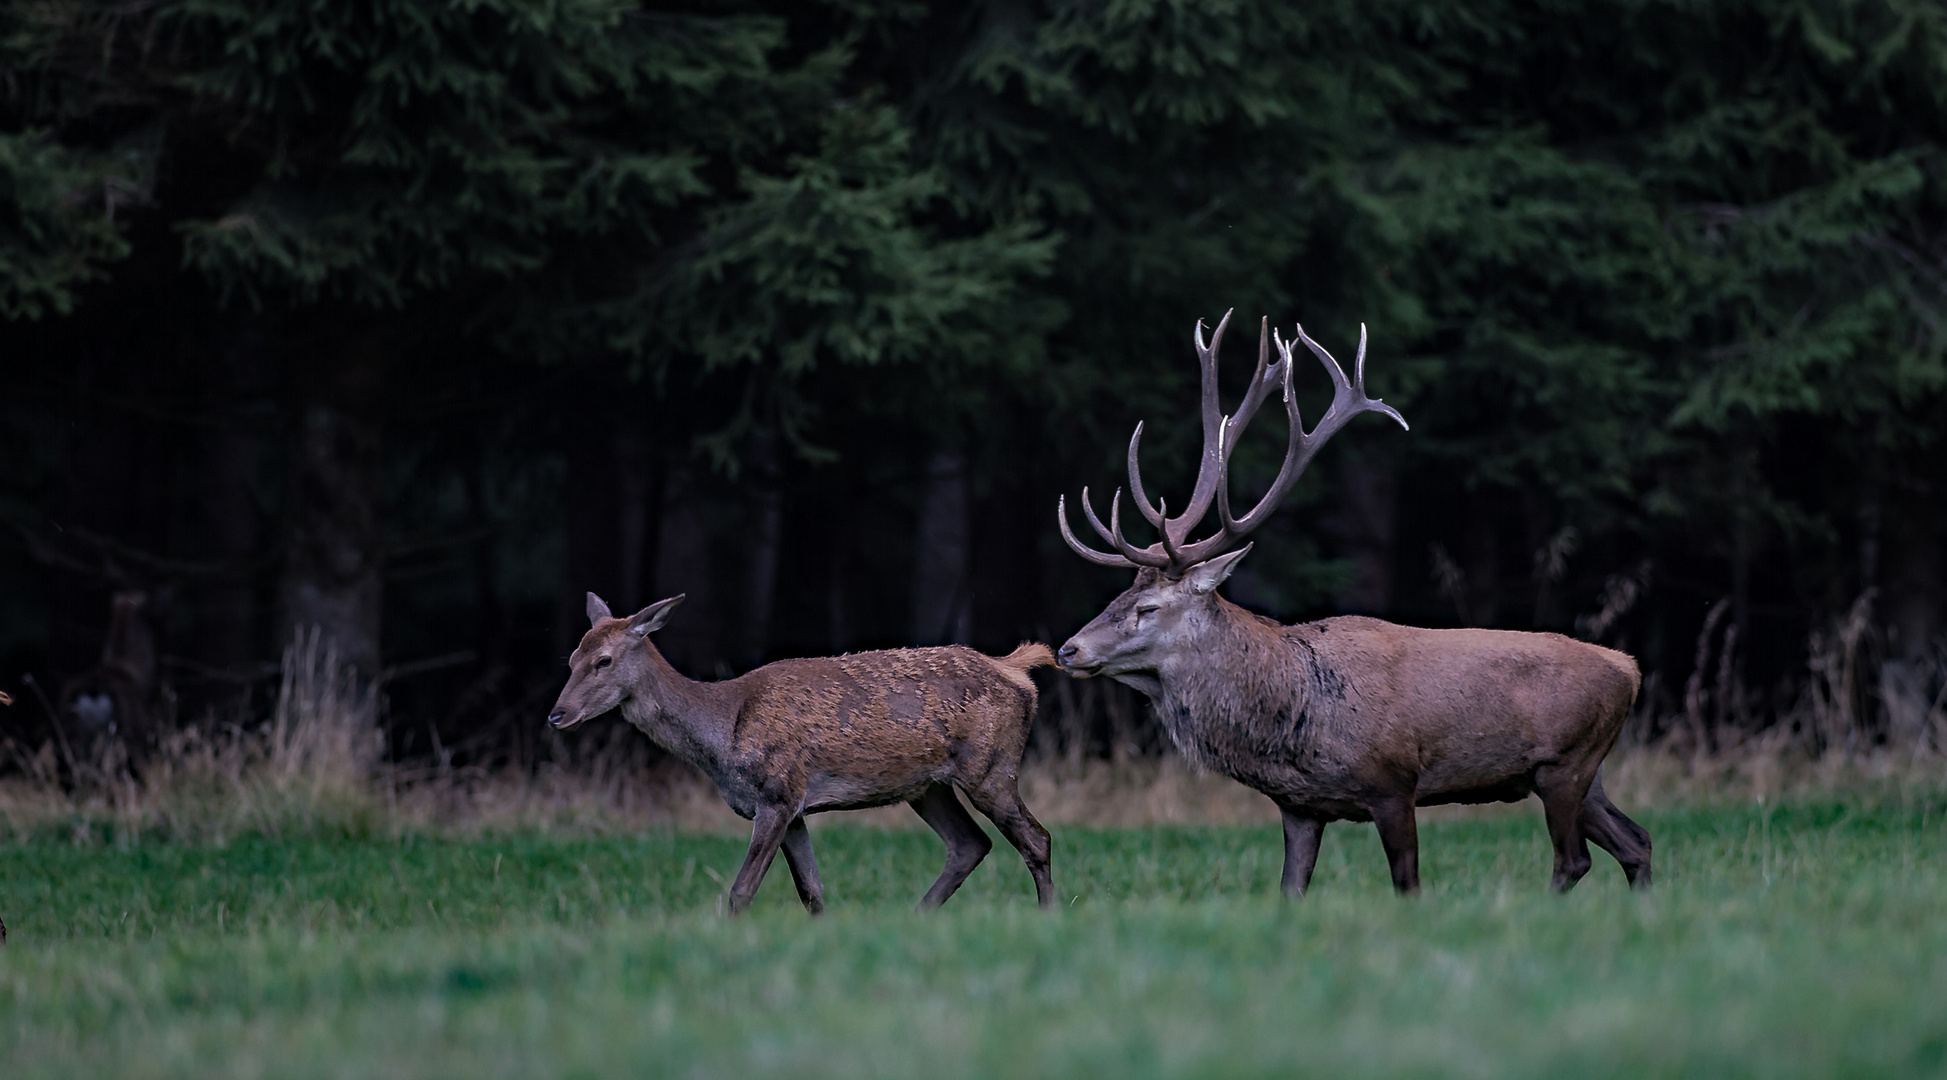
[997,642,1058,672]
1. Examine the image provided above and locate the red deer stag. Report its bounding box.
[1056,312,1650,895]
[549,593,1058,913]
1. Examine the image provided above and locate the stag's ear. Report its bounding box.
[1186,544,1253,595]
[626,594,686,638]
[586,592,614,626]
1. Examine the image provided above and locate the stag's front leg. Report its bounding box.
[1279,808,1326,898]
[727,805,793,914]
[1370,795,1421,895]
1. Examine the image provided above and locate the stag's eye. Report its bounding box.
[1135,604,1160,620]
[594,656,612,669]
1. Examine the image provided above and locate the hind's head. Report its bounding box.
[546,592,684,731]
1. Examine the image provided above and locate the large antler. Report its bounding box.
[1059,311,1409,575]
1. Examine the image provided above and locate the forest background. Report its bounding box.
[3,0,1945,797]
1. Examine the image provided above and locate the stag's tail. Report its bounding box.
[997,642,1058,673]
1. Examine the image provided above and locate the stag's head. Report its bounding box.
[547,592,684,730]
[1056,312,1408,685]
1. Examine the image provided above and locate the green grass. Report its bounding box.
[3,799,1944,1078]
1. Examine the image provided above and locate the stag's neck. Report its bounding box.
[620,648,742,774]
[1149,598,1317,771]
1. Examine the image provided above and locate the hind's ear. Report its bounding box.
[627,594,686,638]
[586,592,614,626]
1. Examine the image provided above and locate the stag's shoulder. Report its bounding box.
[1289,614,1397,633]
[1282,614,1412,645]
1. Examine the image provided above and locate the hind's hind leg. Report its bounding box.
[909,783,993,909]
[779,816,826,914]
[963,782,1055,909]
[1580,776,1652,888]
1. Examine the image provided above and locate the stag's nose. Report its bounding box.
[547,710,566,728]
[1056,643,1079,667]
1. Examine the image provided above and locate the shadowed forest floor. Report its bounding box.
[2,797,1944,1078]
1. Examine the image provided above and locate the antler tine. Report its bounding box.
[1293,322,1410,443]
[1125,422,1166,529]
[1155,498,1188,567]
[1351,324,1407,431]
[1221,316,1285,459]
[1167,309,1233,545]
[1355,323,1370,391]
[1109,489,1172,567]
[1079,485,1120,548]
[1057,494,1137,568]
[1079,485,1169,568]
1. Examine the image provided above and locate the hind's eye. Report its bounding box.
[595,656,612,669]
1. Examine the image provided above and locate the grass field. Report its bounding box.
[2,797,1944,1079]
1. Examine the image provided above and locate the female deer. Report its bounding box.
[550,593,1057,913]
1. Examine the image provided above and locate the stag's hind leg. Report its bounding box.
[1536,765,1596,892]
[1580,777,1652,888]
[963,781,1055,909]
[910,783,993,909]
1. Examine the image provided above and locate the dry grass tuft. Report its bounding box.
[1,629,390,843]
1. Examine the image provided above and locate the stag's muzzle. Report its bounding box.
[1056,641,1099,675]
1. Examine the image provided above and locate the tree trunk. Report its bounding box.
[615,419,659,615]
[277,335,386,680]
[1877,464,1940,746]
[558,392,621,657]
[970,454,1040,651]
[912,450,971,645]
[1880,472,1939,659]
[827,499,854,653]
[653,463,723,674]
[464,442,506,672]
[200,333,271,673]
[1464,509,1501,627]
[1326,457,1398,615]
[740,435,783,669]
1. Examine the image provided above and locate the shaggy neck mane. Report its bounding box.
[1149,597,1316,769]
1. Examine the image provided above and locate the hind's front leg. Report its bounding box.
[727,805,793,914]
